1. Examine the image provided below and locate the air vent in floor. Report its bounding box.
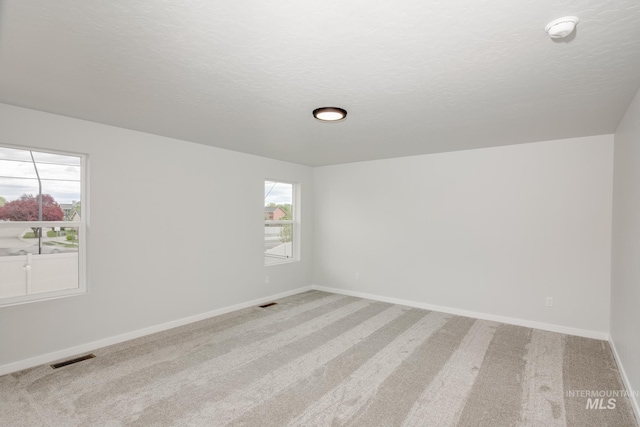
[259,302,277,308]
[50,354,96,369]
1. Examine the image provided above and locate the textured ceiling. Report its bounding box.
[0,1,639,166]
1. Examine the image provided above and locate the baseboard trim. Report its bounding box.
[609,335,640,423]
[312,285,608,340]
[0,285,313,377]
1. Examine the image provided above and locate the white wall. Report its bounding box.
[314,135,613,335]
[0,103,313,367]
[612,88,640,409]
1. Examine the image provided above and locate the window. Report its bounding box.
[264,180,297,265]
[0,145,86,306]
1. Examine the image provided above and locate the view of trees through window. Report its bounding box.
[265,180,295,264]
[0,145,84,304]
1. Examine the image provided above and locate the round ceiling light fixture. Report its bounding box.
[545,16,579,39]
[313,107,347,122]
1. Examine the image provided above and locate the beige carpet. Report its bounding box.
[0,291,637,426]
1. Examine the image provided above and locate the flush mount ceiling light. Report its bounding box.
[545,16,579,39]
[313,107,347,122]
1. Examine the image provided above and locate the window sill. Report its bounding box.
[265,257,298,267]
[0,287,86,308]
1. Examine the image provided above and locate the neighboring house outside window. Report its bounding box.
[0,145,87,307]
[60,201,81,221]
[264,206,287,221]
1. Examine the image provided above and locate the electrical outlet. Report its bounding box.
[546,297,554,307]
[265,276,270,284]
[355,272,360,280]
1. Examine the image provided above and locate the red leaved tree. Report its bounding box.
[0,194,64,236]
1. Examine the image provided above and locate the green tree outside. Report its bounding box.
[279,223,292,244]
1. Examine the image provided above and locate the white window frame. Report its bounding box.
[264,179,299,266]
[0,145,87,307]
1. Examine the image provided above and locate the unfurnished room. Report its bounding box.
[0,1,639,426]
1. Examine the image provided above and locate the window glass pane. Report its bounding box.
[0,226,80,297]
[264,223,294,264]
[264,181,293,220]
[264,181,293,219]
[265,180,295,265]
[0,148,81,222]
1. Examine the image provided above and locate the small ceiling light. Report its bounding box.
[313,107,347,122]
[545,16,579,39]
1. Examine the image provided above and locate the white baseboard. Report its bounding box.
[609,335,640,423]
[312,285,609,340]
[0,285,312,377]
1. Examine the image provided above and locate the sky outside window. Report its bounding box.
[0,147,81,205]
[265,181,293,207]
